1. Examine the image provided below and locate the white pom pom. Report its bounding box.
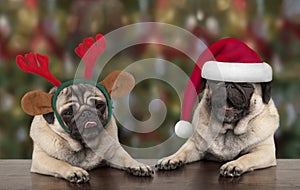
[175,120,193,138]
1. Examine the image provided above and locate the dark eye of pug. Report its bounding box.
[63,109,72,116]
[62,106,74,120]
[94,100,106,113]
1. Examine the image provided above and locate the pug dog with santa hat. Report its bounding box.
[156,38,279,177]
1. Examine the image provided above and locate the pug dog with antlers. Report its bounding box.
[16,34,154,183]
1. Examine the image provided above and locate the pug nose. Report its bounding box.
[81,110,92,118]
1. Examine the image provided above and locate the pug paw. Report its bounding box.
[65,167,90,183]
[155,157,184,170]
[126,165,154,177]
[220,161,247,177]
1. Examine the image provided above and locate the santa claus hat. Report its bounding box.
[175,38,272,138]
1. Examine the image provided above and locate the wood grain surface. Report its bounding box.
[0,159,299,190]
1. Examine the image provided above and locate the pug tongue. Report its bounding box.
[85,121,97,128]
[224,104,233,111]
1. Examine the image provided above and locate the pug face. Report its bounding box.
[53,83,108,146]
[207,81,255,124]
[22,71,135,150]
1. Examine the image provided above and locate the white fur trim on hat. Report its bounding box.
[175,120,193,138]
[202,61,272,82]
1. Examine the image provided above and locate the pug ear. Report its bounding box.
[260,82,271,104]
[43,112,55,124]
[21,90,54,116]
[100,71,135,99]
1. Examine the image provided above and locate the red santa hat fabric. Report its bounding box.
[175,38,273,138]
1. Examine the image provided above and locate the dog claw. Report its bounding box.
[220,162,244,177]
[156,158,184,170]
[126,165,154,177]
[65,167,90,183]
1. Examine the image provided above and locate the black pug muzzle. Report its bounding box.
[209,81,254,124]
[62,107,107,146]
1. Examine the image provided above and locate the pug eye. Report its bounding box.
[63,110,72,116]
[94,100,106,112]
[62,107,74,117]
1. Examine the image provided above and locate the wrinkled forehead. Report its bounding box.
[206,80,259,95]
[56,83,106,105]
[207,80,255,88]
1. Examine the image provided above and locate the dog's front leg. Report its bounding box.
[104,144,154,177]
[220,137,276,177]
[156,138,203,170]
[31,146,89,183]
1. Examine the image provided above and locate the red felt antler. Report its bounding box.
[74,34,106,80]
[16,53,62,87]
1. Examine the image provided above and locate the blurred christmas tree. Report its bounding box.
[0,0,299,158]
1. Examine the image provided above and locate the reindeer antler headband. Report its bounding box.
[16,34,112,133]
[16,33,106,85]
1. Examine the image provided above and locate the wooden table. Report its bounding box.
[0,159,300,190]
